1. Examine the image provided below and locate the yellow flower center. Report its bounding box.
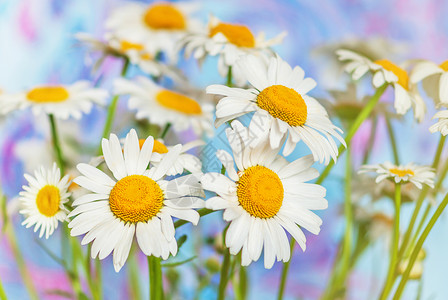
[109,175,164,223]
[374,59,409,89]
[236,166,284,219]
[257,85,308,127]
[440,60,448,72]
[26,86,69,103]
[209,23,255,48]
[389,168,415,177]
[143,3,186,30]
[138,139,168,154]
[156,90,202,115]
[36,185,61,217]
[120,40,144,52]
[140,53,153,61]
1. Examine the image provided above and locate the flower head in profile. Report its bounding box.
[410,59,448,107]
[114,76,213,136]
[182,15,286,86]
[201,121,327,269]
[0,81,108,120]
[106,1,201,63]
[430,110,448,136]
[207,55,345,165]
[68,129,205,272]
[19,163,70,239]
[359,162,435,189]
[336,49,426,122]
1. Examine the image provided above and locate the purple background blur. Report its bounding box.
[1,0,448,299]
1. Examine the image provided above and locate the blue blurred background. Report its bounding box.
[1,0,448,299]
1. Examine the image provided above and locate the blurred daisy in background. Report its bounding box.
[0,81,108,120]
[430,110,448,136]
[114,76,213,136]
[68,129,205,272]
[19,163,71,239]
[410,59,448,107]
[106,1,202,63]
[336,49,426,122]
[201,121,327,269]
[207,55,345,164]
[182,15,286,86]
[359,162,435,189]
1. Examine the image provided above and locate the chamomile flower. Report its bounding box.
[19,163,70,239]
[105,1,201,63]
[359,162,435,189]
[336,49,426,122]
[0,81,108,120]
[410,59,448,106]
[206,55,345,164]
[68,129,205,272]
[182,15,286,86]
[114,76,213,136]
[201,121,328,269]
[430,110,448,135]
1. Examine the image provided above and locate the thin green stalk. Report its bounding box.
[380,184,401,300]
[48,114,65,174]
[129,251,143,300]
[385,116,400,165]
[0,276,7,300]
[393,193,448,299]
[362,115,378,165]
[316,84,388,184]
[95,259,102,300]
[160,123,172,139]
[405,204,430,258]
[277,239,295,300]
[226,66,233,87]
[99,58,130,152]
[217,248,231,300]
[239,263,248,300]
[148,256,163,300]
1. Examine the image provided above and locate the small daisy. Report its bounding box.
[429,110,448,135]
[68,129,205,272]
[114,76,213,136]
[105,1,201,63]
[359,162,435,189]
[0,81,108,120]
[182,15,286,86]
[201,120,328,269]
[410,59,448,106]
[336,49,426,122]
[19,163,71,239]
[206,55,345,165]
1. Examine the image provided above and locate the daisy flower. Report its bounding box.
[19,163,71,239]
[206,55,345,165]
[201,120,328,269]
[105,1,201,63]
[359,162,435,189]
[336,49,426,122]
[68,129,205,272]
[114,76,213,136]
[410,59,448,106]
[429,110,448,136]
[182,15,286,86]
[0,81,108,120]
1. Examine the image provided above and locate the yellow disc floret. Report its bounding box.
[143,3,186,30]
[156,90,202,115]
[257,85,308,127]
[120,40,144,52]
[209,23,255,48]
[440,60,448,72]
[27,86,69,103]
[237,166,284,219]
[389,168,415,177]
[374,59,409,89]
[36,185,61,217]
[138,139,168,154]
[109,175,164,223]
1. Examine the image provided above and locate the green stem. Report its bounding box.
[217,248,231,300]
[95,259,103,300]
[0,276,7,300]
[98,58,130,153]
[226,66,233,87]
[385,116,400,165]
[405,204,430,258]
[148,256,163,300]
[277,239,295,300]
[393,193,448,299]
[129,251,143,300]
[316,84,388,184]
[160,123,172,139]
[380,184,401,300]
[239,263,248,300]
[362,115,378,165]
[48,114,65,174]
